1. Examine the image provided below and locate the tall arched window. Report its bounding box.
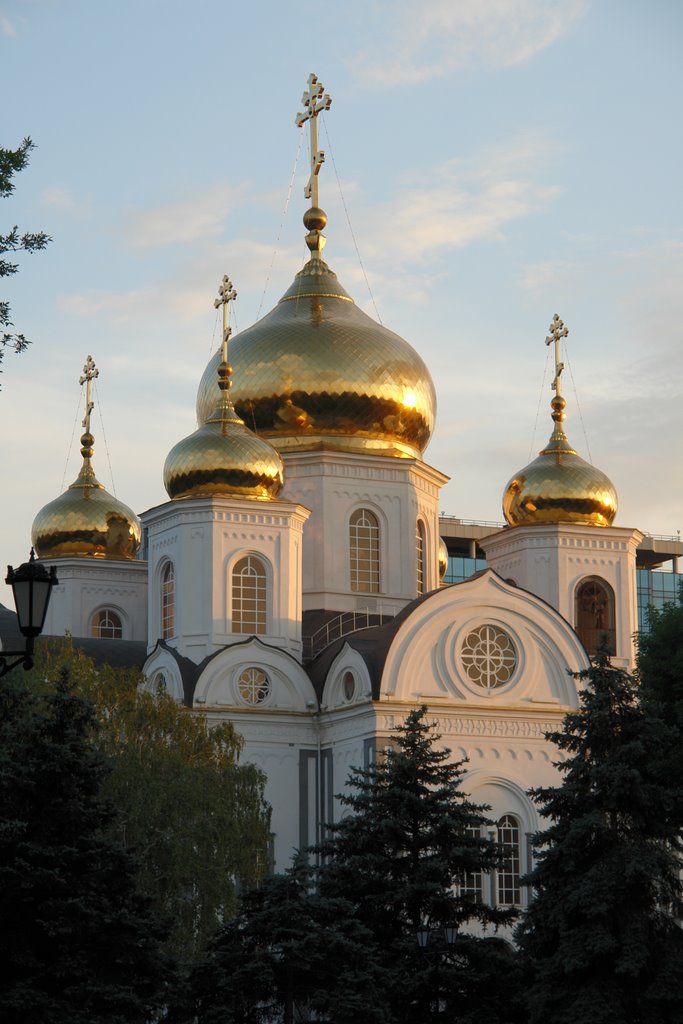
[161,562,175,640]
[349,508,380,593]
[416,519,426,596]
[497,814,521,907]
[91,608,122,640]
[232,555,267,634]
[575,576,616,655]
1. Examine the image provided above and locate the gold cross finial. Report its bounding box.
[295,73,332,209]
[79,354,99,435]
[545,314,568,398]
[213,275,237,397]
[214,275,237,363]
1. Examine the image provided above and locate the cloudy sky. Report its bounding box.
[2,0,681,602]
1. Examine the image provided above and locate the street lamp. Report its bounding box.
[1,549,58,677]
[416,922,459,1020]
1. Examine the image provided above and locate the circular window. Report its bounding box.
[342,671,355,701]
[238,667,271,706]
[461,625,517,691]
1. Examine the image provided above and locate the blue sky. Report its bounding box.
[2,0,682,601]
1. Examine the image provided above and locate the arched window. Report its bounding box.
[161,562,175,640]
[91,608,122,640]
[497,814,521,906]
[575,576,616,655]
[232,555,267,634]
[349,508,380,593]
[416,519,426,596]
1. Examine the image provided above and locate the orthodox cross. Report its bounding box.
[214,275,237,397]
[214,275,237,361]
[545,314,568,397]
[295,73,332,207]
[79,354,99,434]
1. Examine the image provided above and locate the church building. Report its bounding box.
[21,75,682,904]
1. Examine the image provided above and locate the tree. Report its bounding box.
[176,707,524,1024]
[314,707,522,1024]
[516,652,683,1024]
[33,639,272,964]
[638,594,683,742]
[0,667,171,1023]
[1,138,51,374]
[178,854,388,1024]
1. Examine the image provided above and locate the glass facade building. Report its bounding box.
[637,569,682,632]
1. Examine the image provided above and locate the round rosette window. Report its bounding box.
[461,624,518,692]
[237,667,271,706]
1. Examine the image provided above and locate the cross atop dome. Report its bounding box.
[295,73,332,256]
[545,313,568,398]
[79,354,99,439]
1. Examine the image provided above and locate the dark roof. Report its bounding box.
[306,588,444,699]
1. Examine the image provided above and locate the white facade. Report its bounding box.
[41,558,148,642]
[280,449,448,615]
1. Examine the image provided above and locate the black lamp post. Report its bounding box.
[416,922,458,1020]
[1,549,57,677]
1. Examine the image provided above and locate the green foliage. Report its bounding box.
[182,707,524,1024]
[516,654,683,1024]
[314,707,523,1024]
[1,138,51,368]
[638,595,683,725]
[32,639,272,963]
[178,854,387,1024]
[0,667,170,1023]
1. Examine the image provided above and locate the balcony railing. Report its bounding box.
[303,610,394,663]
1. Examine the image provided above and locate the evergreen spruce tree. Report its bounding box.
[177,854,388,1024]
[516,652,683,1024]
[0,668,171,1023]
[314,707,523,1024]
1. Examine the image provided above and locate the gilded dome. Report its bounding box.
[32,436,141,560]
[503,395,617,528]
[164,401,284,501]
[438,538,449,580]
[195,256,436,459]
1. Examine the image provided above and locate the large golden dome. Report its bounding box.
[195,254,436,459]
[164,399,284,501]
[32,435,141,560]
[503,394,617,528]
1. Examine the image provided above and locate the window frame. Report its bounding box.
[349,507,381,594]
[161,561,175,640]
[231,554,269,635]
[90,606,123,640]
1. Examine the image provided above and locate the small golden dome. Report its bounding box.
[438,538,449,580]
[195,255,436,459]
[503,395,617,528]
[32,445,141,561]
[164,402,284,501]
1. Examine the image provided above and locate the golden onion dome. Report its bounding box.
[196,246,436,459]
[438,538,449,581]
[164,399,284,501]
[503,394,618,528]
[32,432,141,561]
[165,275,284,502]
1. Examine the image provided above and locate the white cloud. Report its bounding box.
[350,0,588,86]
[125,182,249,248]
[358,141,560,265]
[41,186,78,210]
[1,15,17,37]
